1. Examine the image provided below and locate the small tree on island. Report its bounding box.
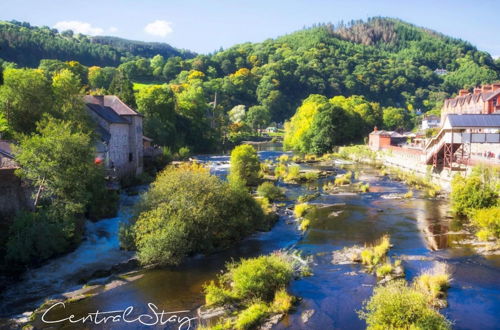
[228,144,261,187]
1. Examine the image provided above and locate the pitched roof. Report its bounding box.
[86,103,130,124]
[446,114,500,128]
[83,95,142,117]
[444,89,500,108]
[0,141,14,159]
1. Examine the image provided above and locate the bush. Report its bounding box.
[131,163,268,266]
[376,263,393,278]
[228,145,261,187]
[451,174,498,217]
[204,281,233,307]
[403,190,413,199]
[274,163,288,179]
[176,146,191,160]
[359,280,451,329]
[334,171,352,186]
[256,182,284,201]
[299,219,310,231]
[297,192,320,203]
[285,165,301,182]
[414,271,450,300]
[6,210,72,266]
[227,255,294,301]
[361,235,390,267]
[302,171,319,181]
[278,154,289,163]
[234,302,269,330]
[271,288,294,313]
[294,203,312,218]
[471,207,500,240]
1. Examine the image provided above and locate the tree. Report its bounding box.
[246,105,271,131]
[52,69,91,128]
[228,144,261,187]
[229,105,246,124]
[150,54,165,77]
[88,66,116,90]
[382,106,408,130]
[109,69,136,107]
[0,68,53,134]
[136,85,177,147]
[130,164,267,266]
[14,117,99,215]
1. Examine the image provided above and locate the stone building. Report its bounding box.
[441,83,500,123]
[84,95,143,178]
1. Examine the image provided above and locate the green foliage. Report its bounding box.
[0,68,53,134]
[256,181,284,201]
[176,146,191,160]
[450,174,498,217]
[136,84,177,147]
[297,192,320,203]
[220,254,293,302]
[414,271,450,300]
[5,210,71,266]
[471,207,500,240]
[294,203,312,218]
[234,302,269,330]
[271,288,294,313]
[228,144,261,187]
[359,280,451,330]
[246,105,271,131]
[109,69,136,107]
[284,165,301,182]
[382,106,410,130]
[403,190,414,199]
[131,164,268,266]
[0,21,193,68]
[334,171,352,186]
[299,218,310,231]
[361,235,391,267]
[376,263,393,278]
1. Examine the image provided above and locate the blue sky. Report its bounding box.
[1,0,500,56]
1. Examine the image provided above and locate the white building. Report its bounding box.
[421,115,440,130]
[84,95,143,178]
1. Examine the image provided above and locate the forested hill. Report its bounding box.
[0,20,195,67]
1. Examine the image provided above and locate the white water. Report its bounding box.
[0,192,138,317]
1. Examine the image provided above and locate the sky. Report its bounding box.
[1,0,500,56]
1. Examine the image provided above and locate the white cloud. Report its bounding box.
[53,21,104,35]
[144,20,173,37]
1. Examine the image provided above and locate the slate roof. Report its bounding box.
[444,90,500,108]
[447,114,500,128]
[0,141,14,159]
[86,103,129,124]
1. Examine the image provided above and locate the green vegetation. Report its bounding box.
[297,192,320,203]
[299,219,311,231]
[360,235,391,267]
[256,181,284,201]
[294,203,313,218]
[414,269,451,301]
[334,171,353,186]
[375,263,393,278]
[202,253,297,329]
[358,280,451,330]
[127,163,270,266]
[451,170,498,217]
[471,207,500,241]
[228,144,261,187]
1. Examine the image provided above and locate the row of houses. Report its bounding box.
[369,84,500,171]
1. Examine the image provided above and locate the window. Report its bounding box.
[129,153,133,162]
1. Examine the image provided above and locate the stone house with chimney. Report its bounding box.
[441,83,500,123]
[84,95,143,179]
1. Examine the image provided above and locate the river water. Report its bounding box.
[1,143,499,329]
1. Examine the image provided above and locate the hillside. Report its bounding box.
[0,20,195,67]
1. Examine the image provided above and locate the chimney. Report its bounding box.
[482,84,492,93]
[492,83,500,91]
[94,95,104,106]
[458,89,469,96]
[474,87,482,95]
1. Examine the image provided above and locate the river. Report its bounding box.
[1,143,499,329]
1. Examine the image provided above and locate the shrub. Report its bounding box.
[294,203,312,218]
[131,163,268,266]
[204,281,233,307]
[274,163,288,179]
[359,183,370,193]
[471,207,500,240]
[278,154,290,163]
[271,288,294,313]
[227,255,294,301]
[285,165,301,182]
[234,302,269,330]
[334,171,352,186]
[358,280,451,329]
[451,174,498,217]
[361,235,390,267]
[376,263,393,278]
[299,219,310,231]
[302,171,319,181]
[176,146,191,160]
[6,210,72,266]
[257,182,284,201]
[415,273,450,300]
[228,145,261,186]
